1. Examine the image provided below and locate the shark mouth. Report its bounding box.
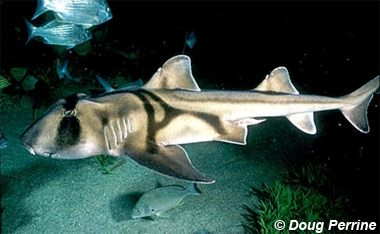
[20,141,55,158]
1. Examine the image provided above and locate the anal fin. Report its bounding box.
[286,112,316,134]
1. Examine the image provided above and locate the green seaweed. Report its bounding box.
[93,155,125,174]
[242,162,350,234]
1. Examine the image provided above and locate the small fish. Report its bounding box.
[186,30,197,49]
[182,30,197,53]
[96,75,143,93]
[32,0,113,29]
[24,19,92,49]
[131,183,201,219]
[0,133,8,149]
[56,59,81,83]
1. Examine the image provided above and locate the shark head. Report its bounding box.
[21,93,107,159]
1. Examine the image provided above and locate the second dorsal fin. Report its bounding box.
[254,67,299,94]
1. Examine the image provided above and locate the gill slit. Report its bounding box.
[110,121,117,147]
[116,118,123,143]
[122,118,128,138]
[104,117,132,151]
[104,126,111,151]
[127,117,132,133]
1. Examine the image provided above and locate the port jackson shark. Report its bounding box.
[21,55,379,183]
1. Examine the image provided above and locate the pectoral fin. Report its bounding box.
[156,212,170,218]
[126,143,215,184]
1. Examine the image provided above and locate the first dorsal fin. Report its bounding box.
[254,67,299,94]
[143,55,201,91]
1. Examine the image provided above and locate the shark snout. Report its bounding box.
[21,139,36,155]
[21,135,54,157]
[20,125,39,156]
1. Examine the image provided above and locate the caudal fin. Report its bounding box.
[340,76,379,133]
[24,18,37,46]
[187,183,202,195]
[31,0,49,20]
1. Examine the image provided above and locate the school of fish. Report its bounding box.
[25,0,112,49]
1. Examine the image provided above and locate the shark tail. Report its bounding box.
[340,76,379,133]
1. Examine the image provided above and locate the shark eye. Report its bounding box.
[64,109,76,117]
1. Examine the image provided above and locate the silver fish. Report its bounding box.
[20,55,379,184]
[32,0,113,29]
[56,59,81,82]
[25,19,92,49]
[96,75,143,93]
[1,133,8,149]
[131,183,201,219]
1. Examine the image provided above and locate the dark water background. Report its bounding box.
[1,1,379,232]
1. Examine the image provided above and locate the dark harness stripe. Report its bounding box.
[56,94,82,148]
[132,90,226,151]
